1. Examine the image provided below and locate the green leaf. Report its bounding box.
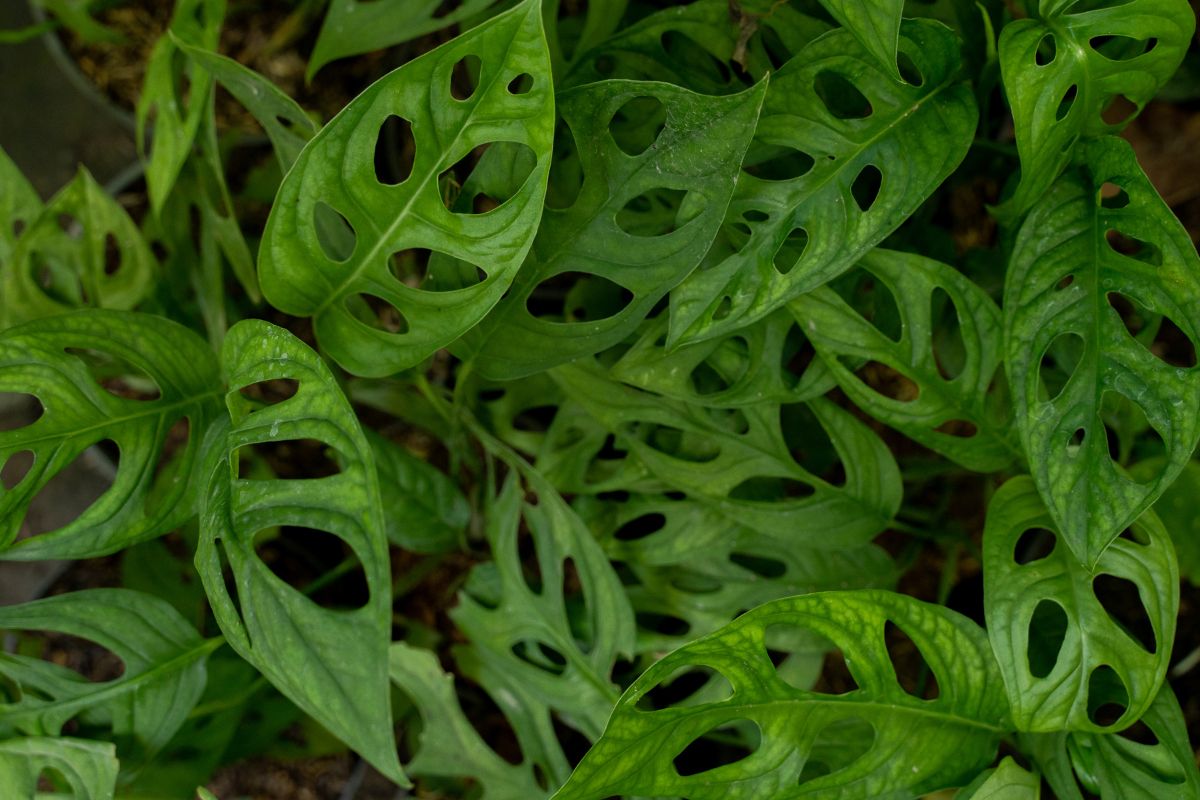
[0,310,223,560]
[0,146,41,265]
[668,20,977,346]
[552,590,1009,800]
[308,0,503,79]
[982,476,1177,733]
[367,429,469,553]
[1132,458,1200,584]
[1024,685,1200,798]
[815,0,904,79]
[259,0,555,377]
[470,77,767,379]
[196,319,405,785]
[1003,135,1200,566]
[389,642,547,798]
[957,756,1040,799]
[0,589,218,758]
[2,168,156,328]
[553,360,902,547]
[995,0,1195,218]
[0,736,118,800]
[792,248,1017,472]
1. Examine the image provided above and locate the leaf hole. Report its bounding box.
[798,716,875,783]
[637,664,733,710]
[609,95,666,157]
[1099,182,1130,209]
[1119,525,1151,546]
[1086,664,1129,727]
[729,552,786,578]
[440,141,537,214]
[636,610,691,637]
[507,72,534,94]
[713,296,733,321]
[659,31,732,86]
[345,293,409,334]
[773,227,809,275]
[1093,573,1156,653]
[1090,35,1158,61]
[1056,84,1078,121]
[933,419,978,438]
[526,272,633,322]
[373,114,415,186]
[1038,332,1084,401]
[56,212,81,239]
[613,512,666,542]
[17,442,117,539]
[510,639,567,676]
[449,54,481,100]
[236,379,300,411]
[814,71,872,119]
[1105,230,1163,266]
[237,438,343,481]
[252,526,369,610]
[638,423,720,463]
[729,475,815,501]
[765,626,855,693]
[1067,427,1086,456]
[673,720,759,777]
[742,144,815,181]
[896,51,924,86]
[781,403,844,485]
[930,288,967,380]
[313,201,356,262]
[1057,274,1076,290]
[1,450,33,491]
[102,233,121,276]
[1014,527,1057,565]
[1027,599,1068,678]
[65,347,162,401]
[884,621,940,699]
[856,361,920,402]
[1118,717,1159,746]
[0,393,44,432]
[1036,33,1057,65]
[26,630,127,683]
[850,165,882,212]
[616,187,689,237]
[546,120,584,211]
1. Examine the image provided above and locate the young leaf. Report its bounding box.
[1003,136,1200,566]
[792,249,1017,472]
[552,591,1009,800]
[3,168,156,328]
[0,737,118,800]
[196,319,404,785]
[0,146,41,264]
[815,0,904,80]
[259,0,555,377]
[982,477,1177,733]
[470,77,767,379]
[668,20,977,346]
[996,0,1195,218]
[957,756,1040,799]
[0,310,223,560]
[0,589,219,758]
[367,430,469,554]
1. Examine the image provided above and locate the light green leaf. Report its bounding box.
[471,77,767,379]
[668,20,977,346]
[389,642,546,799]
[308,0,502,80]
[0,310,223,560]
[1003,135,1200,566]
[0,146,41,265]
[553,360,901,547]
[0,737,117,800]
[957,756,1040,799]
[3,168,156,328]
[0,589,218,758]
[995,0,1195,218]
[196,319,404,785]
[1133,458,1200,584]
[259,0,554,377]
[367,429,469,553]
[982,476,1177,733]
[792,249,1017,472]
[552,590,1009,800]
[816,0,904,79]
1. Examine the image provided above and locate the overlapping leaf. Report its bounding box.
[1134,458,1200,584]
[2,168,155,328]
[259,0,554,377]
[996,0,1195,218]
[815,0,904,80]
[1004,136,1200,565]
[470,77,766,379]
[0,310,222,560]
[196,319,404,784]
[668,20,977,346]
[982,477,1177,732]
[0,590,218,759]
[958,757,1040,800]
[0,146,40,266]
[367,429,468,553]
[0,737,117,800]
[554,360,901,546]
[552,591,1009,800]
[792,249,1016,472]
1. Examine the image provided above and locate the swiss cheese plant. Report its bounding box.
[1,0,1199,797]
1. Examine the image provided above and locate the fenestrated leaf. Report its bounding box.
[470,77,767,380]
[1023,685,1200,799]
[307,0,502,80]
[195,319,404,785]
[957,757,1040,799]
[1133,458,1200,584]
[995,0,1194,219]
[553,360,901,547]
[815,0,904,80]
[0,310,223,560]
[259,0,554,377]
[389,642,546,799]
[0,146,40,265]
[0,737,117,800]
[367,430,469,553]
[2,168,156,328]
[792,249,1017,472]
[982,476,1177,733]
[544,0,629,77]
[552,590,1009,800]
[0,589,219,759]
[668,20,977,346]
[1003,136,1200,566]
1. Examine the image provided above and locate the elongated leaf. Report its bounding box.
[0,737,117,800]
[260,0,554,377]
[1003,136,1200,565]
[367,430,468,553]
[0,311,222,560]
[1133,458,1200,584]
[996,0,1194,218]
[816,0,904,79]
[1024,685,1200,799]
[554,360,901,547]
[0,146,40,265]
[792,249,1016,472]
[2,168,156,328]
[668,20,977,346]
[958,757,1040,799]
[553,590,1009,800]
[471,78,767,379]
[0,589,218,758]
[389,642,546,799]
[308,0,502,79]
[982,476,1177,732]
[196,319,404,784]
